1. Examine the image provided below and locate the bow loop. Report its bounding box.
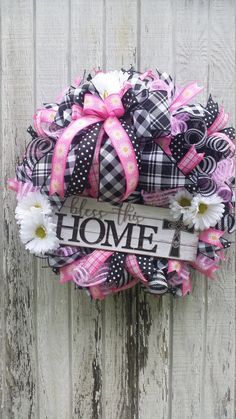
[49,89,139,198]
[104,94,125,118]
[83,93,125,119]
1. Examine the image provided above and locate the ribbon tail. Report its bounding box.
[104,116,139,200]
[170,82,204,112]
[50,115,103,197]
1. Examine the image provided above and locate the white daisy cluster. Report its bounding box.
[91,70,130,99]
[169,190,224,231]
[15,191,59,255]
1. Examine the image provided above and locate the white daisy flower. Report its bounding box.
[15,191,52,223]
[169,190,193,222]
[185,193,224,231]
[20,212,59,255]
[91,70,130,99]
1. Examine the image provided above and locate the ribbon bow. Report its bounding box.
[49,92,139,199]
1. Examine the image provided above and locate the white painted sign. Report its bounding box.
[53,197,199,262]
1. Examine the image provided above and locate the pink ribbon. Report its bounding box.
[199,228,224,247]
[88,276,139,300]
[34,108,57,138]
[49,92,139,199]
[191,254,219,279]
[178,145,205,174]
[170,82,204,112]
[87,126,105,198]
[7,179,39,200]
[207,106,229,135]
[59,250,113,285]
[59,250,148,290]
[142,188,181,207]
[167,260,192,296]
[7,178,19,192]
[212,158,235,202]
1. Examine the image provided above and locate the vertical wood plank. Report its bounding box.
[203,1,235,418]
[71,0,104,81]
[139,0,174,74]
[171,1,209,418]
[138,1,173,417]
[105,0,138,69]
[35,1,72,418]
[70,2,104,418]
[102,2,139,418]
[0,2,235,418]
[1,0,37,417]
[0,0,4,412]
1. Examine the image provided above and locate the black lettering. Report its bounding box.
[56,213,81,242]
[101,220,134,249]
[136,225,158,253]
[80,218,105,245]
[70,197,81,215]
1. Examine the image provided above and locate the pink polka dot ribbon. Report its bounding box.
[49,93,139,199]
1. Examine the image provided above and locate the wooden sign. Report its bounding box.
[53,196,199,262]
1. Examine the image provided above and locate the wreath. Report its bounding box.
[8,68,235,299]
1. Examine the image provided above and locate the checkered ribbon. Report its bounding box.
[99,120,140,203]
[16,135,55,183]
[54,82,96,128]
[198,242,220,259]
[99,137,126,202]
[139,140,197,192]
[132,90,171,138]
[31,143,79,207]
[124,70,175,138]
[173,103,205,117]
[27,129,140,208]
[178,145,204,174]
[47,246,90,268]
[156,70,176,100]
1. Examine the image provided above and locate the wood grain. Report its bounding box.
[35,1,72,418]
[0,1,235,418]
[171,2,210,418]
[1,0,38,417]
[102,2,140,418]
[70,2,104,418]
[203,2,235,418]
[138,2,173,418]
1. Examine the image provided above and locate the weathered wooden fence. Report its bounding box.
[1,1,235,418]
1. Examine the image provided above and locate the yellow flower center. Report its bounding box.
[103,90,109,99]
[33,203,41,208]
[198,203,208,214]
[179,197,191,207]
[35,226,47,239]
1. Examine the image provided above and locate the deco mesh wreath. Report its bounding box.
[8,68,235,299]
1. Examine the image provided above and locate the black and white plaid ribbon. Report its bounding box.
[139,140,197,192]
[99,119,140,203]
